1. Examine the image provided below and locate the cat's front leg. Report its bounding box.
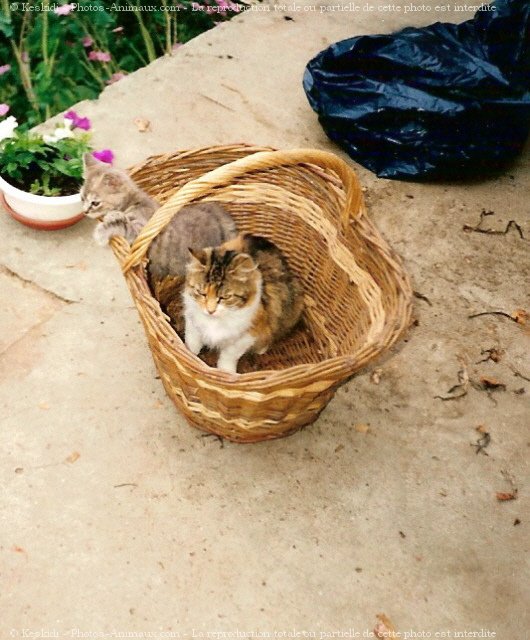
[93,210,131,246]
[184,319,203,356]
[217,334,256,374]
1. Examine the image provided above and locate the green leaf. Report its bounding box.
[0,14,14,39]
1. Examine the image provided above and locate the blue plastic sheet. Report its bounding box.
[303,0,530,180]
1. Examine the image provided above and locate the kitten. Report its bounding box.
[81,154,237,280]
[183,234,304,374]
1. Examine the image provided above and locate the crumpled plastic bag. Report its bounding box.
[303,0,530,180]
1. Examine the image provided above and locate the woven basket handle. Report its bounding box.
[122,148,363,272]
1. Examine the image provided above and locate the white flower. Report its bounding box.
[63,116,74,129]
[0,115,18,142]
[43,126,74,144]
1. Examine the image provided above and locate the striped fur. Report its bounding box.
[82,154,237,280]
[183,234,304,374]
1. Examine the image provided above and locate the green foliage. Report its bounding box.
[0,130,92,195]
[0,0,234,126]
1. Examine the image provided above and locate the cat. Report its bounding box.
[183,234,304,374]
[81,153,237,280]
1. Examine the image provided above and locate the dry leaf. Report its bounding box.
[370,369,382,384]
[479,376,506,390]
[354,423,370,433]
[374,613,397,639]
[65,451,80,464]
[334,444,345,453]
[496,491,517,501]
[133,117,151,133]
[38,401,50,410]
[512,309,527,325]
[476,424,488,434]
[12,545,25,553]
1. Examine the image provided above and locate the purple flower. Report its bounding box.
[54,3,75,15]
[0,64,11,75]
[0,104,9,117]
[106,72,126,85]
[64,109,91,131]
[88,51,111,63]
[82,35,93,47]
[92,149,114,164]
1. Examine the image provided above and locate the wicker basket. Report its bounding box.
[111,145,412,443]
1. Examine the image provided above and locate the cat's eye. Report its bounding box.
[195,290,206,297]
[92,200,101,207]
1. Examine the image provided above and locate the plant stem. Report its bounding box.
[3,0,41,119]
[128,0,157,62]
[41,2,49,68]
[80,58,105,89]
[125,38,148,66]
[10,42,41,118]
[161,0,172,55]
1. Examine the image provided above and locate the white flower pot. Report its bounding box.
[0,174,84,231]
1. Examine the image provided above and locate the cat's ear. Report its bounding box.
[82,152,100,175]
[228,253,257,276]
[222,234,245,252]
[188,248,207,265]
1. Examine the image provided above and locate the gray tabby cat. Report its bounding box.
[81,154,237,280]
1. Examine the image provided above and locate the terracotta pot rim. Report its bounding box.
[0,191,84,230]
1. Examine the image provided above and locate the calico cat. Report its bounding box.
[183,234,304,374]
[81,154,237,280]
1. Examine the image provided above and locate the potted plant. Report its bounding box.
[0,109,113,230]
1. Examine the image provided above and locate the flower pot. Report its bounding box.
[0,174,84,231]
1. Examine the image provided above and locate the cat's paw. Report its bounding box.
[217,356,238,374]
[185,328,203,356]
[93,220,126,246]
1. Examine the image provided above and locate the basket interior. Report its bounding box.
[130,148,408,374]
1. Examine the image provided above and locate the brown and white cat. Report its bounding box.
[183,234,304,374]
[81,154,237,280]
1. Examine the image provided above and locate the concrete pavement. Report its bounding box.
[1,1,529,635]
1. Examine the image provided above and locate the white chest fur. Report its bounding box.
[183,290,260,350]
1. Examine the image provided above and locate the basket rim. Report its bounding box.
[111,144,413,388]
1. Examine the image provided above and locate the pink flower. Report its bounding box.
[82,35,93,47]
[0,64,11,75]
[92,149,114,164]
[0,104,10,117]
[54,3,75,15]
[214,0,229,10]
[64,110,91,131]
[106,72,126,85]
[88,51,111,63]
[112,26,124,33]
